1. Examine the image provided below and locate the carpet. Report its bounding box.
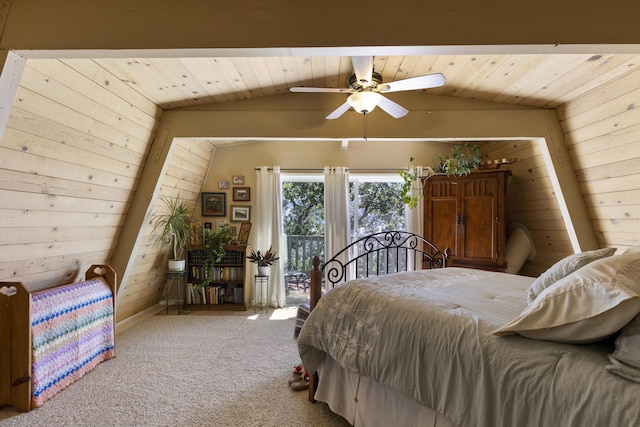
[0,307,350,427]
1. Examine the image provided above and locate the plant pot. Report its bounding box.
[257,266,270,276]
[168,259,186,272]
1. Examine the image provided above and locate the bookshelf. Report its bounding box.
[186,244,249,311]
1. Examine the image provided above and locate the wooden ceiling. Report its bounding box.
[81,53,640,111]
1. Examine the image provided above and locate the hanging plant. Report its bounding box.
[398,157,422,209]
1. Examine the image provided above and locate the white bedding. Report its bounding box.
[316,354,453,427]
[298,268,640,427]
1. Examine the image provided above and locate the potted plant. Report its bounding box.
[433,143,483,176]
[247,245,280,276]
[151,195,194,271]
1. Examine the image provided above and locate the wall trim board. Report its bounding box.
[115,303,164,336]
[0,50,25,143]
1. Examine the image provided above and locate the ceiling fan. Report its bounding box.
[289,56,445,120]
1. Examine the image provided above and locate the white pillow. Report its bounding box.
[606,313,640,383]
[527,247,617,303]
[495,250,640,344]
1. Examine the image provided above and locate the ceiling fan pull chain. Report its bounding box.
[363,113,367,140]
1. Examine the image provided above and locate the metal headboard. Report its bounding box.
[320,231,449,288]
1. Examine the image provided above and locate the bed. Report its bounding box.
[297,231,640,426]
[0,264,116,412]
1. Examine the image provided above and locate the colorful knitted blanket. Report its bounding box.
[30,278,115,408]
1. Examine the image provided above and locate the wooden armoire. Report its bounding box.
[423,170,511,271]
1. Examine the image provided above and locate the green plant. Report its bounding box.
[192,225,234,302]
[398,157,422,209]
[433,143,483,176]
[151,195,194,260]
[200,225,234,286]
[247,246,280,267]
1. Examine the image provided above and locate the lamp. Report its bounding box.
[347,91,382,114]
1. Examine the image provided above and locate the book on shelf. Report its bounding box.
[208,286,217,304]
[186,283,193,304]
[210,266,243,282]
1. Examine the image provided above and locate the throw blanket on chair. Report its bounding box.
[30,278,115,408]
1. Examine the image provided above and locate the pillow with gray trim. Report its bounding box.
[606,312,640,383]
[527,247,617,303]
[496,250,640,344]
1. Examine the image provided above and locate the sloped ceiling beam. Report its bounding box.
[4,1,640,51]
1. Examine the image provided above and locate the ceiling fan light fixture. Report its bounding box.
[347,91,382,114]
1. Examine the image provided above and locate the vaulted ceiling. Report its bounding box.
[71,53,640,112]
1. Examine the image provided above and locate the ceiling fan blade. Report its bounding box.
[376,96,409,118]
[326,102,352,120]
[290,87,352,93]
[377,73,446,93]
[351,56,374,87]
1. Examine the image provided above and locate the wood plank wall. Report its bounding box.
[483,140,573,277]
[558,67,640,254]
[1,56,638,321]
[115,139,215,321]
[0,58,217,322]
[0,58,161,295]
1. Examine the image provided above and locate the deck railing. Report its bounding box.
[285,232,420,278]
[285,235,324,274]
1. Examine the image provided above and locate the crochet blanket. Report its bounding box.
[30,278,115,408]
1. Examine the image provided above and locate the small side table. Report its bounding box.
[165,270,186,314]
[254,275,269,313]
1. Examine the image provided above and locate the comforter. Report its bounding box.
[298,268,639,427]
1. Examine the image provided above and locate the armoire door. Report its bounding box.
[459,174,499,265]
[423,170,510,271]
[424,179,460,260]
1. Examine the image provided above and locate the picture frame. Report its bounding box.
[238,222,252,244]
[204,222,212,229]
[201,192,226,217]
[230,205,251,222]
[232,175,245,185]
[218,180,230,189]
[233,187,251,202]
[230,226,237,236]
[216,220,227,229]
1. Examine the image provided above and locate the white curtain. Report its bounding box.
[405,166,430,271]
[405,165,425,237]
[324,166,353,286]
[255,166,285,308]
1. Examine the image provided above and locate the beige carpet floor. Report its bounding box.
[0,307,350,427]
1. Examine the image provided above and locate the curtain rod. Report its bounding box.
[253,167,402,172]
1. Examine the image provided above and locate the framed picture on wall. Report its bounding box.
[230,205,251,222]
[233,187,250,201]
[201,192,226,217]
[238,222,251,244]
[218,180,230,189]
[232,175,245,185]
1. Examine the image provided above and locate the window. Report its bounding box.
[349,174,406,239]
[281,176,324,274]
